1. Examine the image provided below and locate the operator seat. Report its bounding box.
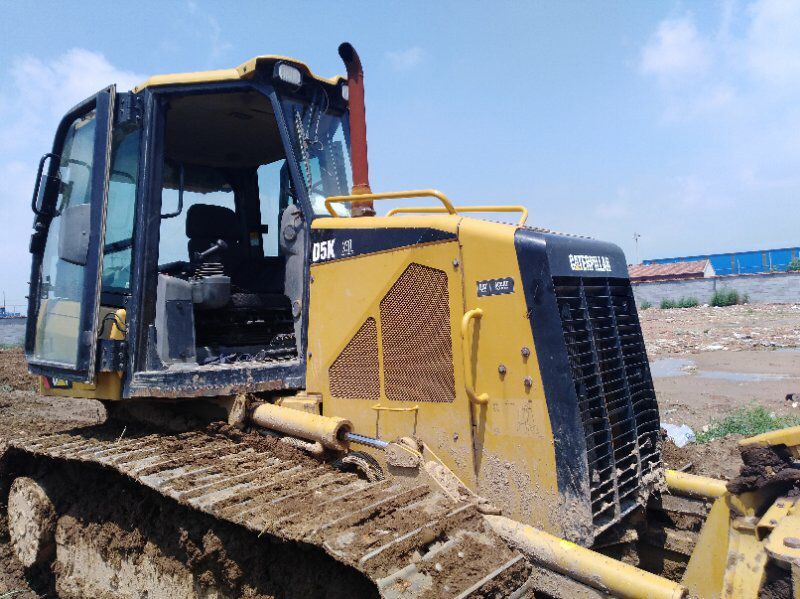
[185,204,242,276]
[186,203,294,353]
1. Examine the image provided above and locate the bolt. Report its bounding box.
[453,432,459,441]
[524,376,533,388]
[521,347,531,358]
[310,275,315,283]
[308,352,312,359]
[784,536,800,549]
[498,364,507,375]
[452,258,460,268]
[769,519,778,525]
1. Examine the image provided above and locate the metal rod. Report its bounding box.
[485,515,687,599]
[343,432,389,449]
[664,469,727,499]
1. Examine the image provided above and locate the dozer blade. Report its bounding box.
[4,424,530,598]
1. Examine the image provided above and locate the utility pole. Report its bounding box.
[633,233,642,264]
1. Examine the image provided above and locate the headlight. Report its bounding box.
[276,63,302,86]
[341,84,349,102]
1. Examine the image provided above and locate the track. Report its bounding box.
[3,423,530,598]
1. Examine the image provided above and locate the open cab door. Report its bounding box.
[25,87,116,383]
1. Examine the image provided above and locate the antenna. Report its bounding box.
[633,233,642,265]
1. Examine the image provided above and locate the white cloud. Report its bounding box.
[746,0,800,86]
[0,50,144,306]
[386,47,424,71]
[186,1,231,63]
[640,18,711,82]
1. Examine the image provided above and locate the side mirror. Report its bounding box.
[58,203,91,266]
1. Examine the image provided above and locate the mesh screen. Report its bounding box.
[553,276,661,533]
[329,317,380,400]
[380,264,456,403]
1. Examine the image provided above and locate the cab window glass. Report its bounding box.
[102,126,140,292]
[257,159,291,257]
[33,110,97,366]
[158,163,235,266]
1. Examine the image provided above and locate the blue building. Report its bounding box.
[644,246,800,276]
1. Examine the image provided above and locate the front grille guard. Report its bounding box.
[553,276,662,534]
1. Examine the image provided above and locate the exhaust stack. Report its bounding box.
[338,42,374,217]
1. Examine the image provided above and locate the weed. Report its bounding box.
[697,406,800,443]
[788,258,800,272]
[710,288,742,307]
[640,301,652,310]
[660,299,677,309]
[659,297,698,309]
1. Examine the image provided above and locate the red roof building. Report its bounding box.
[628,259,715,282]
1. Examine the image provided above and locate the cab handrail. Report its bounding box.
[324,189,457,217]
[461,309,489,406]
[387,205,528,226]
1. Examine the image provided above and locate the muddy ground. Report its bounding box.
[640,303,800,481]
[0,303,798,595]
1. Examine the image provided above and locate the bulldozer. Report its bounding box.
[4,42,800,598]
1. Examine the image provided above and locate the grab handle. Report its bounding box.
[325,189,457,217]
[461,308,489,406]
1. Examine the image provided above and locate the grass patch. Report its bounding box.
[697,406,800,443]
[788,258,800,272]
[710,288,747,307]
[659,297,699,309]
[660,298,676,309]
[640,301,652,310]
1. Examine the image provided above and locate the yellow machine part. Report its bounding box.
[307,214,564,537]
[38,308,126,401]
[669,464,800,598]
[486,515,687,599]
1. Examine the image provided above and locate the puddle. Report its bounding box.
[649,358,694,378]
[649,356,788,382]
[0,319,25,346]
[697,371,786,382]
[776,348,800,354]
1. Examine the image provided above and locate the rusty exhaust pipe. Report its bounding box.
[338,42,375,217]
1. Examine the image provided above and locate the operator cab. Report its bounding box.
[154,90,299,368]
[25,58,353,398]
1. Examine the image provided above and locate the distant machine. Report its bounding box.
[645,245,800,275]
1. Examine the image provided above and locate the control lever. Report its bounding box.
[194,239,228,262]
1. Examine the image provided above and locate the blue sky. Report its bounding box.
[1,1,798,307]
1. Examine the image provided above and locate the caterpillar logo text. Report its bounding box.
[568,253,612,273]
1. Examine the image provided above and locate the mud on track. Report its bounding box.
[3,452,378,599]
[0,392,376,598]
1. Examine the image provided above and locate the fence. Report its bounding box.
[632,272,800,306]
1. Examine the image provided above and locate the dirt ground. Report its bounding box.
[0,302,798,594]
[641,303,800,480]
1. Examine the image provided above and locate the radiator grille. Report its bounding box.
[329,317,380,400]
[553,276,661,532]
[380,263,456,403]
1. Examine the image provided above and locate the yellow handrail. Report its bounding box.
[324,189,457,217]
[387,205,529,226]
[461,309,489,406]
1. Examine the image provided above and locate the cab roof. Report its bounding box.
[133,55,344,93]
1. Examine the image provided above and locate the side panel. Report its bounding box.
[307,218,478,487]
[457,218,566,539]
